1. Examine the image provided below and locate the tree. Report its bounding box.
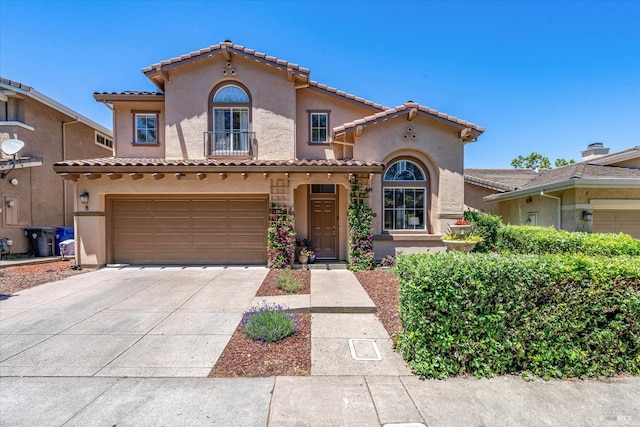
[510,152,551,169]
[554,158,576,167]
[510,152,576,169]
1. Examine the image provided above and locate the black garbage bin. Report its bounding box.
[24,227,57,257]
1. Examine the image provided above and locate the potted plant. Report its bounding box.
[308,251,317,264]
[448,219,472,237]
[442,222,482,252]
[298,247,314,264]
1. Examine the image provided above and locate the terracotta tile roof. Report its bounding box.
[94,91,164,96]
[141,41,310,76]
[464,169,540,192]
[333,102,485,135]
[307,81,387,110]
[54,157,383,170]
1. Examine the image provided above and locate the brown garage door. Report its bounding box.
[593,210,640,238]
[110,196,268,265]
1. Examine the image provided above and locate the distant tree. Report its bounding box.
[511,152,576,169]
[554,158,576,167]
[510,152,551,169]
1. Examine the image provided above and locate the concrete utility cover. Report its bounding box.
[348,338,382,361]
[383,424,426,427]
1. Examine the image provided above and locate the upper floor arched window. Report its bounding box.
[209,83,251,156]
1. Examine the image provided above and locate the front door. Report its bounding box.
[310,199,336,258]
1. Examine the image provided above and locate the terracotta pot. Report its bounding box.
[298,255,309,264]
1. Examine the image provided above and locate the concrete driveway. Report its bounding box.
[0,266,268,377]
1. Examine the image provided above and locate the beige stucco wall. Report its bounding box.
[491,186,640,234]
[1,97,111,254]
[295,88,375,160]
[161,55,296,160]
[112,101,165,158]
[354,116,465,235]
[464,182,499,212]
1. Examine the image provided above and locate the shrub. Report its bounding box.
[242,301,298,343]
[396,252,640,379]
[275,269,303,293]
[464,210,503,252]
[267,205,296,269]
[348,175,375,271]
[496,225,640,256]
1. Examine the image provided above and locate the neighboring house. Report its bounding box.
[0,78,113,254]
[53,41,484,267]
[465,143,640,238]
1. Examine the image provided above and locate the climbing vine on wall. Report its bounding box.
[348,175,375,271]
[267,204,296,269]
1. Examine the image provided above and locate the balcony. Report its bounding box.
[204,130,255,157]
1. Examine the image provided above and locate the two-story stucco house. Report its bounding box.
[54,41,484,267]
[1,78,113,254]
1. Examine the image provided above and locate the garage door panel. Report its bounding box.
[112,196,268,265]
[115,200,152,211]
[593,209,640,238]
[192,200,229,211]
[230,200,266,211]
[115,218,153,228]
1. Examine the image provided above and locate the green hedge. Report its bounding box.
[397,252,640,379]
[464,210,502,252]
[496,225,640,256]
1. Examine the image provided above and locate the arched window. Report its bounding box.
[383,160,428,230]
[210,83,251,155]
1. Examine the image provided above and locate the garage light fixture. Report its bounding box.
[79,191,90,208]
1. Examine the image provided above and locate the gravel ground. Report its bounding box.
[0,260,97,295]
[354,269,401,339]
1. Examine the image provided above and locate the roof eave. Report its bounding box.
[93,93,165,102]
[53,164,384,175]
[484,178,640,202]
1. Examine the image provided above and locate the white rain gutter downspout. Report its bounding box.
[62,119,80,227]
[540,190,561,229]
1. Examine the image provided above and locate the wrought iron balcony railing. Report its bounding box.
[204,131,255,157]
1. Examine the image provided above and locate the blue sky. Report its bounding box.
[1,0,638,168]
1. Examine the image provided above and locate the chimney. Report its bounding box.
[581,142,610,161]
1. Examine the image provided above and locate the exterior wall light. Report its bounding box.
[582,210,593,221]
[79,191,90,207]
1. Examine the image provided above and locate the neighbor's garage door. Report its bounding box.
[110,196,268,265]
[593,210,640,238]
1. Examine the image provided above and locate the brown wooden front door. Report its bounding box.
[310,199,336,258]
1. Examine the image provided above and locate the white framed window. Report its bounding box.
[309,111,329,143]
[211,84,250,155]
[95,131,113,149]
[383,160,428,231]
[134,112,158,144]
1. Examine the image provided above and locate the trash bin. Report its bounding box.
[55,227,74,255]
[59,239,75,258]
[24,227,57,257]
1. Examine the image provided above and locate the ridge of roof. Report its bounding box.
[141,41,311,75]
[333,102,485,134]
[307,81,387,110]
[519,163,640,190]
[94,91,164,96]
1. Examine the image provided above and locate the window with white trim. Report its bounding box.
[309,112,329,143]
[134,113,158,144]
[95,131,113,149]
[383,160,428,230]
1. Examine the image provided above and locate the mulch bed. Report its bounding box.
[255,268,310,296]
[0,260,96,296]
[209,312,311,377]
[354,269,401,340]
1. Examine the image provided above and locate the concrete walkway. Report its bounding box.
[1,266,638,426]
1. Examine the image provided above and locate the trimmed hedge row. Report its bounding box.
[496,225,640,256]
[396,252,640,379]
